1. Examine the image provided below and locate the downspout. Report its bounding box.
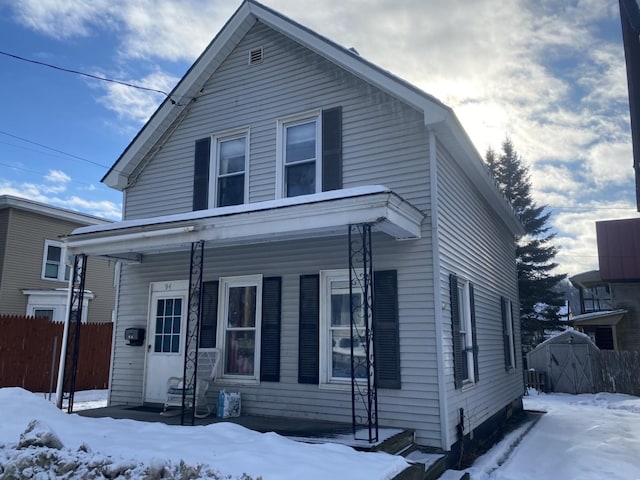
[429,128,451,450]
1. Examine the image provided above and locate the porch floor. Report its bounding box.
[74,404,408,451]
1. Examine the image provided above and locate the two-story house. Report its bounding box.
[0,195,115,323]
[62,0,524,453]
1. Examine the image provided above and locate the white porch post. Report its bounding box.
[55,272,75,409]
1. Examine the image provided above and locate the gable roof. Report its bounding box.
[102,0,523,236]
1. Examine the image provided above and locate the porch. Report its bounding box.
[57,185,425,445]
[75,403,414,452]
[75,404,449,479]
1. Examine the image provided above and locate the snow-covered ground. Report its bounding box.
[463,389,640,480]
[0,388,407,479]
[1,388,639,479]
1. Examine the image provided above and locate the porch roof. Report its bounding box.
[63,185,424,260]
[572,309,627,327]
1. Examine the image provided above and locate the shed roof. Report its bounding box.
[531,329,597,350]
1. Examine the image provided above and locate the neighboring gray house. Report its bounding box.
[63,0,524,452]
[570,217,640,351]
[0,195,115,323]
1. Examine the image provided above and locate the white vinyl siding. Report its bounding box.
[112,22,447,447]
[435,140,522,446]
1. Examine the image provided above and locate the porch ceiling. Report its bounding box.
[64,186,424,260]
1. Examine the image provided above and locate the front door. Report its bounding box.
[144,281,188,403]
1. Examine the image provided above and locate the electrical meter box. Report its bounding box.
[124,328,145,346]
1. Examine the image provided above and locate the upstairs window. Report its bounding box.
[212,131,248,207]
[277,112,321,198]
[42,240,70,281]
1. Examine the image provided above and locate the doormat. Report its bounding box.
[126,405,164,413]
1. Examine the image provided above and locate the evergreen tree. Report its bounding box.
[485,139,566,345]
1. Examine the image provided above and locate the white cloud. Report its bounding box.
[0,179,121,220]
[552,200,637,277]
[10,0,118,39]
[96,70,178,124]
[7,0,637,284]
[45,169,71,184]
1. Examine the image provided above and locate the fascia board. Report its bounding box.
[65,191,423,257]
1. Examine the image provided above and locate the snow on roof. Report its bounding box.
[69,185,393,236]
[531,328,596,350]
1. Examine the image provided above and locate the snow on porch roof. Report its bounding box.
[571,309,627,326]
[63,186,424,259]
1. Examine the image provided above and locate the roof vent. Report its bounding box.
[249,47,264,65]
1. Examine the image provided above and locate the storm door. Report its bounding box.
[144,281,188,403]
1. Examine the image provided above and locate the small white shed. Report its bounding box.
[527,329,599,394]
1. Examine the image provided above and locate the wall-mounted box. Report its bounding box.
[124,327,145,346]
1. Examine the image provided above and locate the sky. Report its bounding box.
[0,0,637,277]
[1,387,639,478]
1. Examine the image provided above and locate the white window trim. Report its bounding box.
[319,269,368,389]
[505,299,516,370]
[216,274,263,384]
[458,279,476,387]
[275,109,322,199]
[208,127,250,208]
[41,240,70,281]
[23,288,94,323]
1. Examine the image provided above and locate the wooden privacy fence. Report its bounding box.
[527,348,640,396]
[593,350,640,397]
[0,315,112,392]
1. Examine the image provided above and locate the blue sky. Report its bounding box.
[0,0,636,276]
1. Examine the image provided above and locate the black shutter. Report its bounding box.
[298,274,319,384]
[261,277,282,382]
[501,296,510,370]
[450,274,463,389]
[322,107,342,192]
[373,270,401,389]
[193,137,211,211]
[469,283,479,382]
[199,280,218,349]
[510,301,517,368]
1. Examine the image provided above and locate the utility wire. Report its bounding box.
[0,50,173,98]
[0,130,110,169]
[0,161,99,188]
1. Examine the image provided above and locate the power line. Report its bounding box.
[0,130,109,169]
[0,161,99,188]
[0,50,173,99]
